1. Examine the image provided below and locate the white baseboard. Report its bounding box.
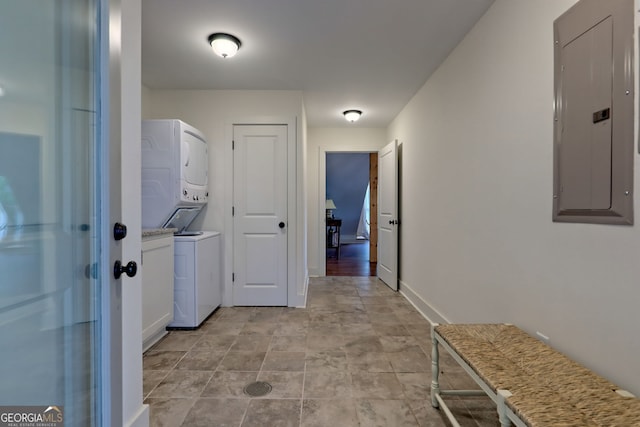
[308,267,322,277]
[125,404,149,427]
[297,274,309,308]
[399,280,450,325]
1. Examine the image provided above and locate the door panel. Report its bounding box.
[233,125,288,306]
[377,140,398,290]
[559,17,613,210]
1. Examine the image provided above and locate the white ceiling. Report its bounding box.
[141,0,494,128]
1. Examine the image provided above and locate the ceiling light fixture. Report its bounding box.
[208,33,242,58]
[343,110,362,123]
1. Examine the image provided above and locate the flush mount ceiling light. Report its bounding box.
[343,110,362,123]
[208,33,242,58]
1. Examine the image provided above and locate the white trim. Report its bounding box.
[124,405,149,427]
[399,280,450,325]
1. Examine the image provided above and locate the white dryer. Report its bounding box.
[169,231,221,328]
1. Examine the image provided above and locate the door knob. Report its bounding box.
[114,260,137,279]
[278,222,286,229]
[113,222,128,240]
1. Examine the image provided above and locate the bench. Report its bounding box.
[431,323,640,427]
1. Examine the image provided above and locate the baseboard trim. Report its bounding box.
[308,267,322,277]
[125,404,149,427]
[399,280,450,325]
[296,274,309,308]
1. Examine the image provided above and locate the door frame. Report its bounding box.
[223,117,298,307]
[318,148,378,277]
[102,0,124,423]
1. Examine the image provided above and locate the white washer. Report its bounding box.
[169,231,221,328]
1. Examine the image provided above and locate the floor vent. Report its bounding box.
[243,381,272,397]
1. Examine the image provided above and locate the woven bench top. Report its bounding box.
[435,323,640,427]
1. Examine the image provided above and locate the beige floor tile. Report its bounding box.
[241,399,301,427]
[262,351,306,372]
[274,321,309,336]
[143,350,186,371]
[343,336,384,354]
[406,399,452,427]
[347,352,393,373]
[218,351,266,371]
[141,276,499,426]
[239,322,278,336]
[278,309,311,323]
[379,335,423,353]
[351,372,404,399]
[217,309,255,322]
[248,307,283,323]
[145,397,195,427]
[191,334,236,352]
[396,372,431,400]
[341,322,377,336]
[372,323,411,336]
[389,350,431,373]
[148,370,213,398]
[304,371,352,398]
[153,332,203,351]
[270,335,307,352]
[200,371,257,398]
[365,305,395,314]
[305,351,348,372]
[301,399,359,427]
[257,371,304,398]
[200,321,246,335]
[305,334,344,351]
[230,335,272,352]
[181,398,249,427]
[143,370,169,398]
[355,399,419,426]
[174,350,226,371]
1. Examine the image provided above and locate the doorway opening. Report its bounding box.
[325,152,377,276]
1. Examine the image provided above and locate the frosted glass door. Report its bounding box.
[0,0,107,425]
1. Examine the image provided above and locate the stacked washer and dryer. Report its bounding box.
[141,119,221,328]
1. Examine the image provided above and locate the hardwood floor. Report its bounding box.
[326,241,376,276]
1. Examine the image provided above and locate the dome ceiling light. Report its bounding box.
[343,109,362,123]
[208,33,242,58]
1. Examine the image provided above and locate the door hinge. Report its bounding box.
[232,140,235,150]
[232,273,235,282]
[232,206,235,216]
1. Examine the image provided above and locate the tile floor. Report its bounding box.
[143,276,500,426]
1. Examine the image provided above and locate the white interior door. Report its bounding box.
[233,125,288,306]
[377,140,398,290]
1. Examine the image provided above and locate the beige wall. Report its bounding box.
[388,0,640,394]
[306,127,387,276]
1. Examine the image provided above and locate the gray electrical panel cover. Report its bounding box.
[553,0,634,224]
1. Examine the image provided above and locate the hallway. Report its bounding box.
[143,277,499,426]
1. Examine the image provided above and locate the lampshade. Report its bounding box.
[208,33,242,58]
[325,199,337,210]
[343,110,362,122]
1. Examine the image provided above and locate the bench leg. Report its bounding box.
[431,324,440,408]
[497,389,512,427]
